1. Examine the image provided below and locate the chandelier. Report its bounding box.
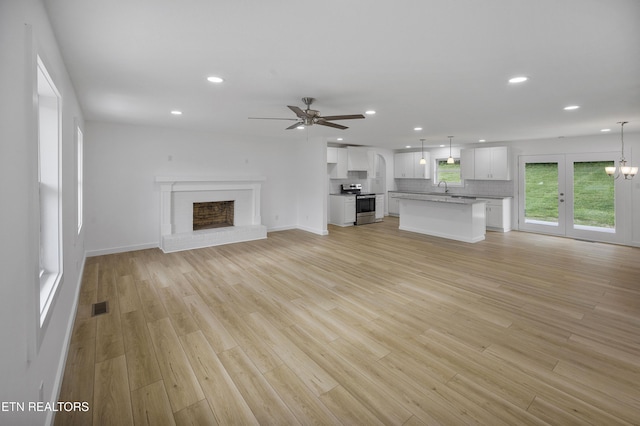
[605,121,637,180]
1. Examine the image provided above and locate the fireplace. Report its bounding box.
[193,201,234,230]
[156,176,267,253]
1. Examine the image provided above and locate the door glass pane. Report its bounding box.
[525,163,558,224]
[573,161,615,230]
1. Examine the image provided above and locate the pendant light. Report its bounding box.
[419,139,426,165]
[605,121,637,180]
[447,136,454,164]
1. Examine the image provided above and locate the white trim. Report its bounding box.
[86,242,158,257]
[156,176,267,252]
[47,254,86,426]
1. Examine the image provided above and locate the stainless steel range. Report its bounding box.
[341,184,376,225]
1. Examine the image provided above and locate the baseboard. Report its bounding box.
[47,252,86,426]
[86,242,158,257]
[296,225,329,236]
[267,225,297,232]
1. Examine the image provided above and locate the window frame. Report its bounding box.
[36,55,63,330]
[434,157,463,187]
[76,124,84,235]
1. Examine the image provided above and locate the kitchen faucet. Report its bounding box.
[438,180,449,193]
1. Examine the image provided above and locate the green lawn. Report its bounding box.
[525,161,615,228]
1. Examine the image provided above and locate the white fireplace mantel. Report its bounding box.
[156,176,267,252]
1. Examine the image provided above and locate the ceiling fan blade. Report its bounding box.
[316,120,348,130]
[288,105,311,118]
[286,122,304,130]
[319,114,365,121]
[248,117,298,121]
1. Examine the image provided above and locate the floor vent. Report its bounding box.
[92,301,109,317]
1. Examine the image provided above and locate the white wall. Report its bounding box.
[0,1,86,425]
[294,137,328,235]
[85,121,314,254]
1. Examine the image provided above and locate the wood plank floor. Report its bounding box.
[55,217,640,425]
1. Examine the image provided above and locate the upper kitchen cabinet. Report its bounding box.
[475,146,510,180]
[394,152,430,179]
[328,147,348,179]
[327,147,338,163]
[462,146,510,180]
[347,147,370,171]
[460,148,475,180]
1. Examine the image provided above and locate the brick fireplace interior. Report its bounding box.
[193,201,234,231]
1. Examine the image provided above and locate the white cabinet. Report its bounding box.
[347,147,369,171]
[460,148,475,180]
[388,192,402,216]
[329,148,348,179]
[473,147,510,180]
[375,194,384,221]
[478,197,512,232]
[327,147,338,163]
[329,195,356,226]
[394,152,430,179]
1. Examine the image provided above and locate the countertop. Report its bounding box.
[397,194,486,205]
[330,193,383,196]
[389,191,512,200]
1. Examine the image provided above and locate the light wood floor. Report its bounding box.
[55,217,640,425]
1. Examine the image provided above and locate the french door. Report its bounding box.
[518,153,620,243]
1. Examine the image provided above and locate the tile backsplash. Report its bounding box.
[394,179,515,197]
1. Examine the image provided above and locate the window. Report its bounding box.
[37,57,62,327]
[435,158,462,185]
[77,125,83,234]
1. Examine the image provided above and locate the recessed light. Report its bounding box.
[365,110,376,115]
[207,76,224,83]
[406,145,412,148]
[508,76,528,83]
[414,127,422,131]
[478,139,486,142]
[440,144,445,148]
[297,125,305,130]
[564,105,580,110]
[601,128,611,132]
[170,110,182,115]
[337,137,343,141]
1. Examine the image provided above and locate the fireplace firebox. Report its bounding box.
[193,201,234,231]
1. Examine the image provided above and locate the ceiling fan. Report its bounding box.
[249,97,365,130]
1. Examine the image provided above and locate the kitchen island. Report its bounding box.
[399,195,486,243]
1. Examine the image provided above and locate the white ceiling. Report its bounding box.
[43,0,640,149]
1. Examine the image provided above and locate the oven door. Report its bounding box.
[356,196,375,213]
[356,196,376,224]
